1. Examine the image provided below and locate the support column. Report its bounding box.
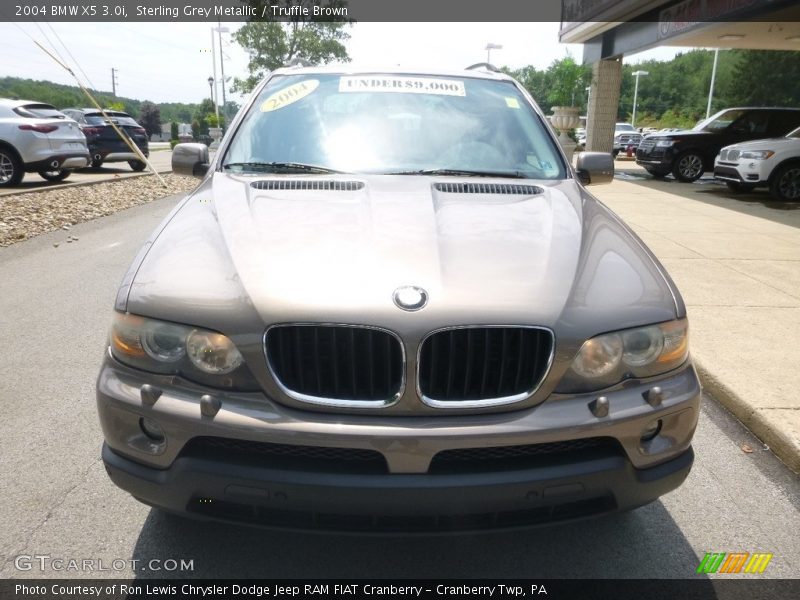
[586,57,622,153]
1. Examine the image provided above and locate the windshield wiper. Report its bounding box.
[223,161,343,174]
[387,168,528,179]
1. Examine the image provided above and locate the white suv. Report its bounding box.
[714,126,800,201]
[0,99,90,187]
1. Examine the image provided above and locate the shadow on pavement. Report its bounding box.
[613,167,800,229]
[699,393,800,515]
[130,500,703,579]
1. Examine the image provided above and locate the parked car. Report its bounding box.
[714,126,800,201]
[61,108,149,171]
[612,123,643,156]
[637,107,800,182]
[0,99,89,187]
[575,127,586,150]
[97,65,699,532]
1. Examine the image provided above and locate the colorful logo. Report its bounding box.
[697,552,773,574]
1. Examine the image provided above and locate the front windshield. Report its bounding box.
[693,109,747,132]
[615,123,635,132]
[224,73,565,179]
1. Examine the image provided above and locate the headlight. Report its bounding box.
[110,312,258,390]
[655,139,676,147]
[186,330,244,374]
[556,319,689,394]
[141,321,187,363]
[740,150,774,160]
[571,334,623,378]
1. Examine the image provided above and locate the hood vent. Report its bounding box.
[434,182,543,195]
[250,180,364,191]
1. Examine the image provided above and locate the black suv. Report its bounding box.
[61,108,149,171]
[636,107,800,182]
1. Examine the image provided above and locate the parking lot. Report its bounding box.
[0,148,798,580]
[0,146,173,197]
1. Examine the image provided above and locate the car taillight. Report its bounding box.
[133,127,146,135]
[19,124,58,133]
[82,127,103,136]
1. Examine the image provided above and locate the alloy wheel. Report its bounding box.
[777,166,800,200]
[0,152,14,184]
[677,154,703,180]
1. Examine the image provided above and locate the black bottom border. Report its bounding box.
[3,579,800,600]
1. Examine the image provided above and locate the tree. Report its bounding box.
[544,56,590,109]
[723,50,800,107]
[138,101,161,139]
[232,0,352,94]
[505,57,591,114]
[170,121,179,140]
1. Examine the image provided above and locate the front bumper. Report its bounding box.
[613,141,641,152]
[636,147,674,168]
[714,161,770,186]
[97,355,701,530]
[103,442,693,532]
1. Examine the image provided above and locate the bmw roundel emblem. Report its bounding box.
[393,286,428,311]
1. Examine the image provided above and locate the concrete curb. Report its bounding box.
[694,359,800,474]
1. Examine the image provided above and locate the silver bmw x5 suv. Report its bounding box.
[97,65,700,532]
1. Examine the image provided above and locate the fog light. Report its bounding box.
[139,417,165,442]
[641,419,662,442]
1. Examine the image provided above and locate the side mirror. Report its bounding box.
[172,143,210,178]
[575,152,614,185]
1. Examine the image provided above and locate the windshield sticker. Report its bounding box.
[260,79,319,112]
[339,76,466,97]
[505,97,520,109]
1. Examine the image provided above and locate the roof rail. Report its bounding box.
[465,62,501,73]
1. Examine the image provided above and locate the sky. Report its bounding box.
[0,22,690,105]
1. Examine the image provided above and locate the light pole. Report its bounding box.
[706,48,720,119]
[631,70,649,127]
[207,76,214,104]
[485,43,502,64]
[209,30,219,123]
[213,25,230,126]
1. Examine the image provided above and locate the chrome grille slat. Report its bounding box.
[266,325,403,404]
[419,327,553,405]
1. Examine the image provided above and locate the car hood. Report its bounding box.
[126,173,678,342]
[646,130,708,139]
[722,137,800,151]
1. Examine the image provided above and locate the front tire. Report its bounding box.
[673,151,705,182]
[38,169,71,182]
[91,159,103,169]
[128,160,146,172]
[0,148,24,188]
[769,162,800,201]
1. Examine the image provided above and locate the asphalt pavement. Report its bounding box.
[0,191,798,580]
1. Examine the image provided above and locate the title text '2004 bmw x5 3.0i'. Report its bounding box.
[97,66,700,532]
